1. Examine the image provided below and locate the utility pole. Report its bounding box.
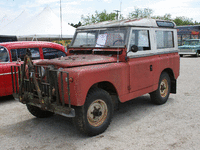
[114,10,120,20]
[60,0,62,40]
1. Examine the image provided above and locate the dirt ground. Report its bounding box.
[0,56,200,150]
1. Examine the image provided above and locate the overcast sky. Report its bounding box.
[1,0,200,24]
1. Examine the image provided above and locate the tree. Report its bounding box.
[173,16,194,26]
[69,21,82,28]
[81,10,118,25]
[128,7,153,19]
[152,13,172,21]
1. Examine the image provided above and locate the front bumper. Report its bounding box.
[11,61,75,118]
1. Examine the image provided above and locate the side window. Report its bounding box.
[13,48,26,61]
[130,30,150,51]
[156,30,174,49]
[0,47,9,62]
[42,48,66,59]
[11,48,40,61]
[30,48,40,60]
[11,49,18,61]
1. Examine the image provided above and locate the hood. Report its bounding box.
[36,55,118,68]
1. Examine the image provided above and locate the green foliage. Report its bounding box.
[69,21,82,28]
[80,8,200,26]
[152,13,172,21]
[173,16,195,26]
[128,7,153,19]
[81,9,118,25]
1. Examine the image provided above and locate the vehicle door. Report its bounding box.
[127,28,154,93]
[0,46,15,96]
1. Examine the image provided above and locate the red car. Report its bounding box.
[0,41,67,97]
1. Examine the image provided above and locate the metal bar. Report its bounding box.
[18,66,21,92]
[14,66,18,93]
[60,72,65,106]
[48,70,52,101]
[67,73,71,108]
[11,66,14,93]
[55,72,60,105]
[46,68,50,97]
[19,63,25,97]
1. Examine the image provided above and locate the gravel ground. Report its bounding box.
[0,56,200,150]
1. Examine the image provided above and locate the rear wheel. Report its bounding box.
[27,104,54,118]
[73,88,113,136]
[150,72,171,105]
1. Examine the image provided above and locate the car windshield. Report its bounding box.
[184,40,200,45]
[0,46,9,62]
[71,27,128,47]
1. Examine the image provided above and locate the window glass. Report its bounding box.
[0,46,9,62]
[71,27,128,47]
[130,30,150,51]
[156,31,174,49]
[73,32,96,46]
[42,48,66,59]
[11,48,40,61]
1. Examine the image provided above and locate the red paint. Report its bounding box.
[0,41,66,97]
[36,51,179,106]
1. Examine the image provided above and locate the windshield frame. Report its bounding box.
[70,27,130,48]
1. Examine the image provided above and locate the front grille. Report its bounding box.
[11,63,74,117]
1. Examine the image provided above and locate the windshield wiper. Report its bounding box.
[80,44,93,47]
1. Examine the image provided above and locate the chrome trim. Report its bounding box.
[0,72,18,76]
[127,49,179,58]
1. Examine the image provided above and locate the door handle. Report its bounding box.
[150,65,153,71]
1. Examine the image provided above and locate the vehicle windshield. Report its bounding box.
[0,46,9,62]
[184,40,200,46]
[71,27,128,47]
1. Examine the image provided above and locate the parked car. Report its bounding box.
[178,39,200,57]
[0,41,67,97]
[12,19,180,136]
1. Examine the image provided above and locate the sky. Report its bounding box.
[0,0,200,25]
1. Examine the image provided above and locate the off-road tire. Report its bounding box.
[150,72,171,105]
[26,104,54,118]
[73,88,113,136]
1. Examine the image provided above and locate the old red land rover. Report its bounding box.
[12,19,180,136]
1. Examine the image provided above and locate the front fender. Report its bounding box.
[62,62,129,106]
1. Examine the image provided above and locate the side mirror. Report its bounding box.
[130,45,138,53]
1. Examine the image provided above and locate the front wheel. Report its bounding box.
[150,72,171,105]
[73,88,113,136]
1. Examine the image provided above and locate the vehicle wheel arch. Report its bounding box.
[89,81,120,109]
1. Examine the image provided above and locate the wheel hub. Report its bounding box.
[87,100,108,127]
[160,79,168,97]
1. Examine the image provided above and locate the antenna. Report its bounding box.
[114,10,120,20]
[120,1,122,20]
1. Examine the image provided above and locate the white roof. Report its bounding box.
[78,18,176,29]
[1,7,76,40]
